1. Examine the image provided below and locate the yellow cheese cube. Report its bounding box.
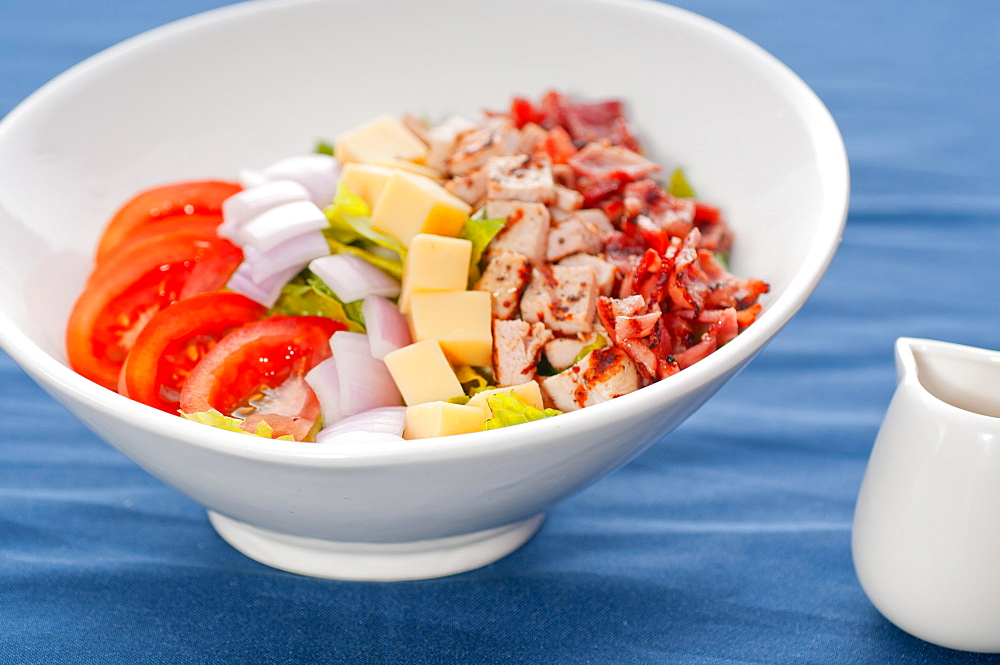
[398,233,472,314]
[466,381,545,417]
[370,171,472,246]
[408,291,493,367]
[373,158,444,180]
[383,339,464,406]
[338,163,395,209]
[403,401,487,439]
[335,114,428,165]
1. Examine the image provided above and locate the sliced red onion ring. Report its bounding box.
[305,333,404,425]
[219,180,311,241]
[329,332,402,418]
[361,295,412,359]
[243,229,330,282]
[305,356,342,424]
[314,406,407,443]
[262,154,341,208]
[309,254,400,303]
[239,200,329,251]
[225,261,301,308]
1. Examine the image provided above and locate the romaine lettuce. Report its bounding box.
[482,392,561,430]
[460,212,506,285]
[667,167,696,199]
[270,272,366,332]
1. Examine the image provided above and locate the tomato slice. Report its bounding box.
[178,316,347,441]
[118,291,266,413]
[96,215,223,266]
[67,231,243,390]
[96,180,241,262]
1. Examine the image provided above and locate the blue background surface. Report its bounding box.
[1,0,999,662]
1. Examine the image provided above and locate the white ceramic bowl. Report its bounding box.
[0,0,848,580]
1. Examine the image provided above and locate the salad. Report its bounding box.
[66,90,768,443]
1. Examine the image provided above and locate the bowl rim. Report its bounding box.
[0,0,849,467]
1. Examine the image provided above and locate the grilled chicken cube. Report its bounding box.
[474,250,533,320]
[551,184,584,212]
[551,163,577,190]
[518,122,548,154]
[444,164,489,208]
[492,319,554,387]
[519,264,599,335]
[543,331,601,372]
[558,252,617,296]
[546,215,605,262]
[425,115,478,173]
[484,199,550,265]
[540,346,641,412]
[447,118,521,176]
[486,153,555,203]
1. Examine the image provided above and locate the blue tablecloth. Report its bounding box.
[2,1,999,662]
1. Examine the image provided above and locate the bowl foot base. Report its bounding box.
[207,511,546,581]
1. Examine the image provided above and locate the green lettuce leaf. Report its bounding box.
[460,213,506,285]
[325,236,404,281]
[269,272,365,332]
[667,168,696,199]
[180,409,295,441]
[454,365,494,397]
[314,140,335,156]
[482,392,562,430]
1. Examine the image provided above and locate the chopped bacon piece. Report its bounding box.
[568,143,660,185]
[673,334,717,369]
[603,230,644,276]
[505,91,639,147]
[656,311,696,357]
[696,219,735,253]
[690,307,740,346]
[666,229,709,313]
[541,126,578,164]
[594,294,661,380]
[620,248,671,306]
[736,303,763,328]
[508,96,548,129]
[623,179,696,241]
[535,91,641,151]
[697,250,770,311]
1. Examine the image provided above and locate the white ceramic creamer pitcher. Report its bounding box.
[853,337,1000,652]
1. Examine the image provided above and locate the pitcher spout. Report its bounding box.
[894,337,1000,420]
